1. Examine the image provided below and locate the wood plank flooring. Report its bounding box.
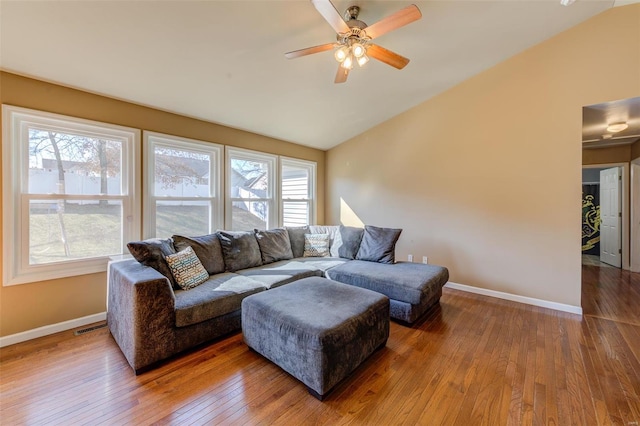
[1,265,639,425]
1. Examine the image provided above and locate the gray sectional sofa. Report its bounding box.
[107,225,449,373]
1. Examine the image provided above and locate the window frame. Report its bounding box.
[225,147,278,231]
[280,156,317,227]
[2,105,140,286]
[143,131,223,239]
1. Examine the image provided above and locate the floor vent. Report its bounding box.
[74,323,107,336]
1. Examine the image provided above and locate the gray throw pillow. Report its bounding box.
[356,225,402,264]
[335,225,364,259]
[173,233,225,275]
[286,226,309,258]
[255,228,294,264]
[217,230,263,272]
[127,238,178,288]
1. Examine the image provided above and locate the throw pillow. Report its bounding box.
[303,233,330,257]
[172,233,225,275]
[165,246,209,290]
[255,228,294,264]
[286,226,309,258]
[217,230,263,272]
[308,225,338,250]
[356,225,402,264]
[333,225,364,259]
[127,238,178,288]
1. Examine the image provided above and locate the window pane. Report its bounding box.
[283,201,309,227]
[28,129,122,195]
[154,147,210,197]
[230,158,268,199]
[155,200,211,238]
[231,201,267,231]
[29,199,122,264]
[282,165,309,199]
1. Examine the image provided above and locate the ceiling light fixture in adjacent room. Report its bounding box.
[560,0,576,6]
[606,122,628,133]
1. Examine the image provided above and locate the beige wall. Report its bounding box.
[326,5,640,307]
[0,72,326,336]
[583,145,631,165]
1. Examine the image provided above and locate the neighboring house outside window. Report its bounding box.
[226,147,277,231]
[2,105,140,285]
[143,132,223,239]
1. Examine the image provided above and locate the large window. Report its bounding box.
[2,105,140,285]
[226,147,277,231]
[2,106,317,285]
[143,132,222,238]
[281,157,316,227]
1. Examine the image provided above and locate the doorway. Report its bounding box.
[582,163,630,270]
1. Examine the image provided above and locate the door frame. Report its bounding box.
[631,158,640,272]
[582,162,630,270]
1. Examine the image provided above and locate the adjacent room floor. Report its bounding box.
[1,264,639,425]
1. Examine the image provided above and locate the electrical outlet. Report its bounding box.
[422,256,428,264]
[408,254,413,262]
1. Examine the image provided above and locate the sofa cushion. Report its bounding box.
[286,226,309,258]
[127,238,178,288]
[255,228,294,264]
[165,246,209,290]
[218,230,262,272]
[304,233,330,257]
[332,225,364,259]
[174,272,265,327]
[294,257,349,272]
[172,233,225,275]
[356,225,402,264]
[326,260,449,305]
[236,260,323,289]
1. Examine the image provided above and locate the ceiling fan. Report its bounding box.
[285,0,422,83]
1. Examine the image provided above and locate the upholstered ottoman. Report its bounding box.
[241,277,389,400]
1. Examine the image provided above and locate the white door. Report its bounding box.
[600,167,622,267]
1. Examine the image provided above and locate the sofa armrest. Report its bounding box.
[107,259,177,373]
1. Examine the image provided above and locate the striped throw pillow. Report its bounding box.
[165,246,209,290]
[303,233,330,257]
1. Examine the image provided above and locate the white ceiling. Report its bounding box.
[0,0,633,150]
[583,97,640,148]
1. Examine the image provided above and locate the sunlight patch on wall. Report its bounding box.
[340,198,364,227]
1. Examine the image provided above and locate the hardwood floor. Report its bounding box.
[582,263,640,325]
[1,266,639,425]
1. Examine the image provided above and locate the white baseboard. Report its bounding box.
[0,312,107,348]
[444,282,583,315]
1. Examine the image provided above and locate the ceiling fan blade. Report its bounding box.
[367,44,410,69]
[335,65,349,84]
[311,0,350,34]
[285,43,335,59]
[363,4,422,40]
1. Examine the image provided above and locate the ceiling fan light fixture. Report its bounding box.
[334,46,349,63]
[352,42,366,58]
[342,54,354,70]
[606,122,628,133]
[357,54,369,67]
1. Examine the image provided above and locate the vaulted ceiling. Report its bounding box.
[1,1,635,150]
